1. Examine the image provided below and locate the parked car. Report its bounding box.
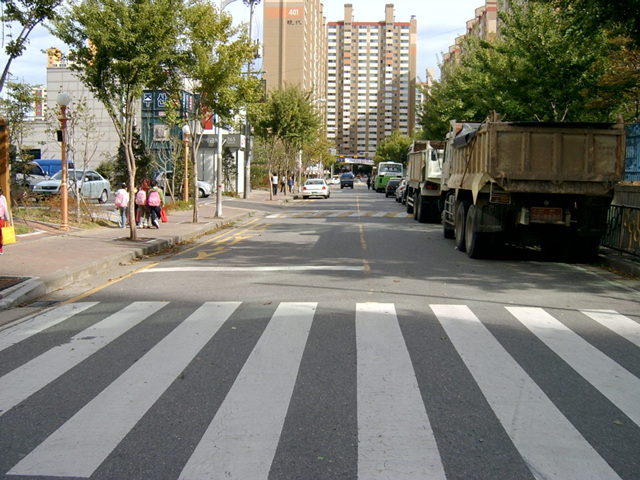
[155,171,212,198]
[302,178,330,199]
[32,169,111,203]
[15,160,75,188]
[395,179,407,203]
[340,172,354,189]
[385,177,401,197]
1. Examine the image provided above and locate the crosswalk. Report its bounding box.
[0,301,638,479]
[266,210,412,219]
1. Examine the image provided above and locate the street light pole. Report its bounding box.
[56,92,71,231]
[182,124,190,202]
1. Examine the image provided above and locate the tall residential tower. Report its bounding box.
[262,0,327,99]
[327,4,417,159]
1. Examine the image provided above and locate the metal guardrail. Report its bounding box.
[602,204,640,257]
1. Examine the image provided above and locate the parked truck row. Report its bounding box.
[404,111,627,262]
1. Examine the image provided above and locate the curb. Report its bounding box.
[0,210,255,309]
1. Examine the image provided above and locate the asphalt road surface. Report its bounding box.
[1,182,639,479]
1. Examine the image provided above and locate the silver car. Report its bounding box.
[32,169,111,203]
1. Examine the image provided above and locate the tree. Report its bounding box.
[0,81,39,199]
[374,130,412,166]
[0,0,61,94]
[0,81,38,156]
[52,0,185,239]
[249,85,321,199]
[177,0,259,221]
[418,0,630,135]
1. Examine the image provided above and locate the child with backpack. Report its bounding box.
[135,178,150,228]
[114,183,129,228]
[147,180,164,229]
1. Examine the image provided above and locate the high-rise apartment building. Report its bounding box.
[262,0,327,100]
[262,3,416,160]
[327,5,416,159]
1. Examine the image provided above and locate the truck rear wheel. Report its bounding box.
[465,205,489,258]
[455,201,469,251]
[415,194,429,223]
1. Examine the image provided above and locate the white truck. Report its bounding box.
[440,111,626,261]
[405,140,445,223]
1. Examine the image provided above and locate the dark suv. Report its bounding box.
[340,172,354,189]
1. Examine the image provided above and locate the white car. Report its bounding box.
[155,171,212,198]
[302,178,330,199]
[32,169,111,203]
[328,175,340,185]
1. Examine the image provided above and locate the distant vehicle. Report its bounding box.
[155,171,212,198]
[32,169,111,203]
[302,178,330,198]
[340,172,354,189]
[15,160,75,187]
[328,175,340,185]
[34,159,75,177]
[405,140,445,223]
[395,179,407,203]
[385,178,401,197]
[373,161,403,192]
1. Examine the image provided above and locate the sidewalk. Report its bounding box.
[1,189,639,311]
[0,189,279,310]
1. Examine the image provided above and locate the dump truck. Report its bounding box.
[440,111,626,261]
[405,140,445,222]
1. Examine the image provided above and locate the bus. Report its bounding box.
[373,162,403,192]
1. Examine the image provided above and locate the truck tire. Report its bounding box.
[465,204,489,258]
[406,196,414,214]
[455,201,470,252]
[416,194,428,223]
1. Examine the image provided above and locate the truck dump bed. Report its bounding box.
[446,116,626,197]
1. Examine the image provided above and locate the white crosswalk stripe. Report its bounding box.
[0,301,166,419]
[356,303,445,479]
[0,301,637,479]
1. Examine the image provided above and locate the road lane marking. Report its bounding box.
[508,306,640,427]
[9,302,240,478]
[432,304,621,480]
[0,302,98,352]
[0,301,167,419]
[142,265,364,273]
[356,303,445,479]
[580,309,640,348]
[179,302,316,480]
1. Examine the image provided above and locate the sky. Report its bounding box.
[6,0,485,86]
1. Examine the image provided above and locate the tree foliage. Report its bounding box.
[52,0,186,238]
[249,85,322,196]
[177,0,260,219]
[419,1,639,138]
[374,130,412,166]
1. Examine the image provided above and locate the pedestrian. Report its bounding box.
[280,176,286,193]
[114,182,129,228]
[366,175,371,190]
[0,188,8,255]
[135,178,150,228]
[272,173,278,196]
[288,176,294,193]
[146,179,164,229]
